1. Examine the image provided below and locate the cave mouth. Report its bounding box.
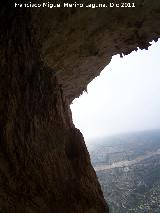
[71,39,160,211]
[71,39,160,141]
[1,2,160,212]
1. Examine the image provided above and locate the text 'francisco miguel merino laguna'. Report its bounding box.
[15,2,136,8]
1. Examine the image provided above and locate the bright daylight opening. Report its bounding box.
[71,40,160,212]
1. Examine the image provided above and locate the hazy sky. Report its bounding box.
[71,40,160,140]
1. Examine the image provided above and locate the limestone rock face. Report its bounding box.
[0,1,160,212]
[0,5,108,213]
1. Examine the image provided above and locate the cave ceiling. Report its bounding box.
[31,0,160,102]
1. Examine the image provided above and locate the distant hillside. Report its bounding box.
[88,129,160,213]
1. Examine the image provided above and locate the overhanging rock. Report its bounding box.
[32,0,160,102]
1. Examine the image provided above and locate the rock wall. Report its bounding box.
[0,5,108,213]
[0,0,160,212]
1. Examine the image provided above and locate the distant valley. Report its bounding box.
[87,130,160,213]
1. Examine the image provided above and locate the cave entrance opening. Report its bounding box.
[71,39,160,142]
[71,39,160,212]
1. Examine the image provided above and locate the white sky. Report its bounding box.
[71,40,160,140]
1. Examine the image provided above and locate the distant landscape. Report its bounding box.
[87,129,160,213]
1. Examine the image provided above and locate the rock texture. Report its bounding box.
[0,0,160,212]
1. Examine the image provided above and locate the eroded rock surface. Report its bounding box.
[0,0,160,212]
